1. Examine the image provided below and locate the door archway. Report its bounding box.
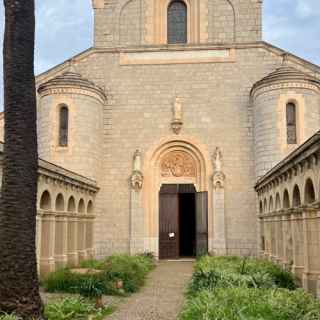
[142,136,212,257]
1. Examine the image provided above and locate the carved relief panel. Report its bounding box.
[161,151,196,177]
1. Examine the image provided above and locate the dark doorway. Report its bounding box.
[179,193,196,257]
[159,184,207,259]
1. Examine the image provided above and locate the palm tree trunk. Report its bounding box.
[0,0,44,318]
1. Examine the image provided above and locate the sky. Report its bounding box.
[0,0,319,110]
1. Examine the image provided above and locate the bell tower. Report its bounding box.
[92,0,262,48]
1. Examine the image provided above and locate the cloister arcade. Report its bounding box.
[256,131,320,296]
[36,159,98,275]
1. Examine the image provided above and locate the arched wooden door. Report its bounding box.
[159,184,208,259]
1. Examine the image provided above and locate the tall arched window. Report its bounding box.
[59,105,69,147]
[167,0,187,44]
[286,102,297,144]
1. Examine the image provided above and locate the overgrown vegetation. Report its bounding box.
[180,256,320,320]
[189,256,296,293]
[43,254,155,296]
[0,296,115,320]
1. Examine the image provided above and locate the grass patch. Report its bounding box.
[43,254,155,296]
[180,256,317,320]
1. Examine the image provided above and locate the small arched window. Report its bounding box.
[59,105,69,147]
[167,0,187,44]
[286,102,297,144]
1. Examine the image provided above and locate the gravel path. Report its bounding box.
[106,260,194,320]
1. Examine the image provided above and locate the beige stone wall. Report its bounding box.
[35,39,320,259]
[253,87,320,179]
[93,0,262,47]
[37,92,104,181]
[50,45,286,257]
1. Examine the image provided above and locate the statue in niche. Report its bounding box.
[212,147,225,188]
[133,149,142,172]
[130,149,143,190]
[171,97,183,134]
[213,147,223,172]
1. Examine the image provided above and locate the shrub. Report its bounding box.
[103,254,155,293]
[44,297,95,320]
[189,256,296,293]
[43,254,155,296]
[180,288,320,320]
[44,296,114,320]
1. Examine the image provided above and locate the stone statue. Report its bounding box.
[131,149,143,190]
[213,147,223,172]
[212,147,225,189]
[173,97,183,122]
[171,97,183,134]
[133,149,142,172]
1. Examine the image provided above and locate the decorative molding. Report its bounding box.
[119,49,236,65]
[213,171,226,189]
[252,82,320,99]
[131,171,144,190]
[38,87,106,105]
[161,151,196,177]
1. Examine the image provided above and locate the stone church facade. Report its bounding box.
[0,0,320,290]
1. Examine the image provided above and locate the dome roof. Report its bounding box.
[251,65,320,96]
[38,71,107,103]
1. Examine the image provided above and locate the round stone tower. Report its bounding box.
[251,64,320,179]
[37,71,106,181]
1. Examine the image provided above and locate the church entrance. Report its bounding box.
[159,184,208,259]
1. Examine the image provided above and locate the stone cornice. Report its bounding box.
[38,71,107,105]
[0,142,98,194]
[255,131,320,191]
[38,85,106,105]
[39,158,99,194]
[251,80,320,99]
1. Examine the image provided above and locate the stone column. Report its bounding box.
[302,207,320,295]
[39,211,56,275]
[291,210,304,280]
[54,213,68,269]
[129,150,144,255]
[211,147,227,255]
[67,213,78,267]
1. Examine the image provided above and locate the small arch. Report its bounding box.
[87,200,94,214]
[78,199,85,214]
[259,200,263,214]
[292,185,301,207]
[283,189,290,209]
[305,178,316,204]
[269,196,274,212]
[167,0,187,44]
[55,193,65,212]
[263,198,268,213]
[67,196,76,212]
[40,190,52,210]
[59,104,69,147]
[275,193,281,210]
